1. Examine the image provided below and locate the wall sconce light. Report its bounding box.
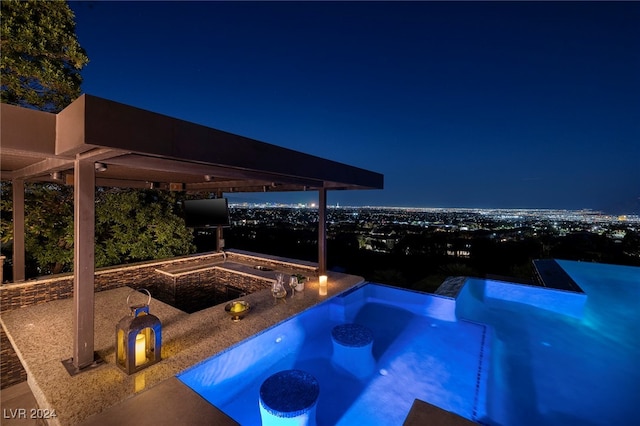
[116,289,162,374]
[95,162,108,172]
[204,175,213,182]
[319,275,328,296]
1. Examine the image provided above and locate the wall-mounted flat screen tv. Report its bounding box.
[183,198,230,228]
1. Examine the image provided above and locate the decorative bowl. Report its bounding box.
[225,300,251,322]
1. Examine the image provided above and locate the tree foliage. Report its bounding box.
[24,183,75,275]
[95,189,196,267]
[0,0,88,112]
[1,182,74,276]
[1,183,196,278]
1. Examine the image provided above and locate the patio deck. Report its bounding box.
[1,266,363,425]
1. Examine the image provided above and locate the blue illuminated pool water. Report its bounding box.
[179,260,640,425]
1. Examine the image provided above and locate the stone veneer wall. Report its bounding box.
[0,252,224,389]
[154,267,272,311]
[214,268,273,294]
[1,327,27,387]
[0,252,226,314]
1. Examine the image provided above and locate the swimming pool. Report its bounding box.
[456,260,640,425]
[179,283,489,424]
[179,260,640,425]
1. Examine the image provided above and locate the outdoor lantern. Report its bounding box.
[116,289,162,374]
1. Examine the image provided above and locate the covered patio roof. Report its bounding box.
[1,94,383,192]
[1,94,383,373]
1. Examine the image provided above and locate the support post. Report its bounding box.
[12,179,25,282]
[318,187,327,274]
[72,158,96,370]
[216,191,224,252]
[216,226,224,251]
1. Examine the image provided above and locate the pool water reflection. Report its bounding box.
[179,260,639,425]
[179,283,486,425]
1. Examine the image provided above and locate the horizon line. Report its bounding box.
[226,202,639,216]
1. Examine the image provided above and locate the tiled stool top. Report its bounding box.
[331,323,374,347]
[259,369,320,418]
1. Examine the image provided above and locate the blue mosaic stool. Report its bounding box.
[331,323,375,378]
[259,369,319,426]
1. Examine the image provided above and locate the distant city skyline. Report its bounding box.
[227,202,640,221]
[70,1,639,214]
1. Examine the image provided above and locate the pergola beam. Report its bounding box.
[186,183,320,193]
[8,158,74,180]
[106,154,324,189]
[187,179,286,190]
[56,177,320,192]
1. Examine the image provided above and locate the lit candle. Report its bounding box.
[319,275,328,296]
[135,332,146,366]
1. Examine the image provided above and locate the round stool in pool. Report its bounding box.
[259,369,319,426]
[331,323,375,378]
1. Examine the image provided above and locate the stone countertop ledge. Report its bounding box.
[1,268,363,425]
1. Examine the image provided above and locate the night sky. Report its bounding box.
[69,1,639,213]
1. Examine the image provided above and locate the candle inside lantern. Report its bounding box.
[135,332,146,366]
[319,275,328,296]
